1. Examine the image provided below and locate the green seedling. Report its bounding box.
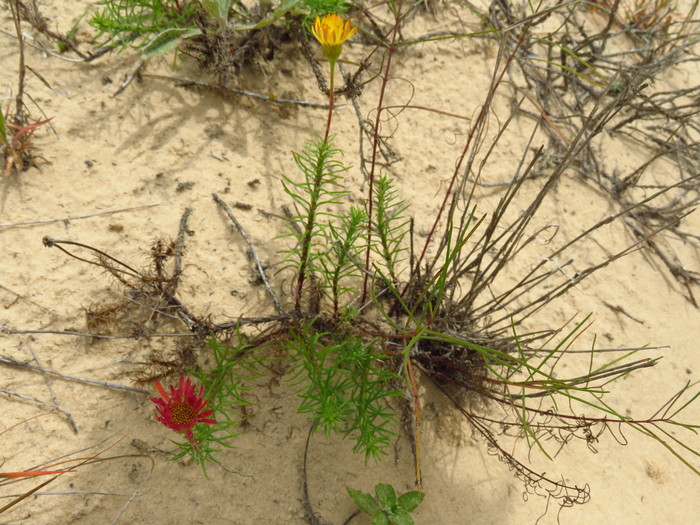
[348,484,425,525]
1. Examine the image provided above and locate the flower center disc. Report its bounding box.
[170,402,197,425]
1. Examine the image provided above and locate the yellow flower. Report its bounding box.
[311,13,357,63]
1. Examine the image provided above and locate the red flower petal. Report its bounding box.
[154,381,170,402]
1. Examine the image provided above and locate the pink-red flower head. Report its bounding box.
[311,13,357,63]
[151,376,216,440]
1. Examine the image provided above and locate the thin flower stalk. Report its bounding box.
[310,13,357,140]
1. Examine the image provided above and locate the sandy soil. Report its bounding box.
[1,1,700,524]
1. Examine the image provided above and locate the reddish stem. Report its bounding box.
[401,35,527,299]
[360,13,402,304]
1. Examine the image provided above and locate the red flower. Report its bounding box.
[151,376,216,440]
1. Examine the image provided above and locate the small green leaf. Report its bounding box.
[0,107,7,143]
[371,510,391,525]
[141,27,201,58]
[348,487,379,516]
[391,507,415,525]
[375,484,398,508]
[201,0,232,28]
[397,491,425,512]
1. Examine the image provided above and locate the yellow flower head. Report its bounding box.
[311,13,357,63]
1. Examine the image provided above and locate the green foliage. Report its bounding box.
[281,139,413,315]
[0,106,7,145]
[174,336,254,476]
[282,137,350,305]
[371,174,411,284]
[275,132,418,464]
[58,7,89,53]
[317,205,367,313]
[141,26,202,56]
[348,483,425,525]
[89,0,199,49]
[200,0,232,29]
[85,0,356,64]
[193,336,255,420]
[88,0,338,54]
[287,322,402,461]
[302,0,350,27]
[304,0,349,16]
[279,137,411,461]
[283,137,349,241]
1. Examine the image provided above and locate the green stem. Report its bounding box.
[324,60,336,143]
[294,162,325,313]
[295,62,336,313]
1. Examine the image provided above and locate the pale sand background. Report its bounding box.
[1,1,700,524]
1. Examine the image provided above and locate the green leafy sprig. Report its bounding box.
[287,322,402,461]
[372,174,411,286]
[179,336,254,476]
[348,483,425,525]
[89,0,199,49]
[281,137,350,311]
[317,205,367,315]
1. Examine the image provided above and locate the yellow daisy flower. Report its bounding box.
[311,13,357,63]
